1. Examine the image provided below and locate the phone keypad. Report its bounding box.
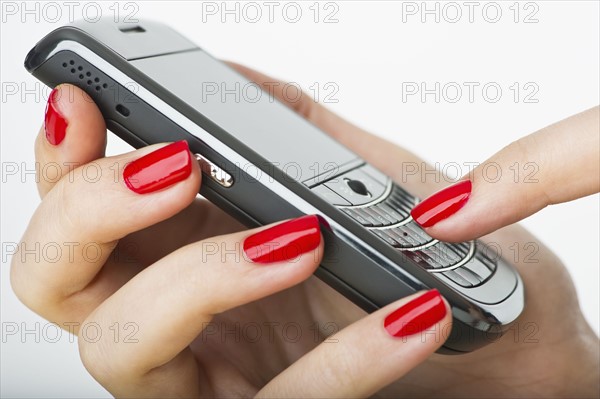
[312,164,498,288]
[372,221,433,249]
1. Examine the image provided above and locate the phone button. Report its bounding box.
[373,202,407,224]
[442,269,474,287]
[462,255,494,283]
[382,221,433,248]
[341,208,370,226]
[325,169,386,206]
[345,178,370,196]
[386,185,417,216]
[404,242,468,270]
[312,185,351,206]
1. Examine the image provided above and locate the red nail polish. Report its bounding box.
[123,141,192,194]
[411,180,472,228]
[44,87,68,145]
[384,289,447,338]
[244,215,321,264]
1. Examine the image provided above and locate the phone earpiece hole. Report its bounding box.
[116,104,130,117]
[119,26,145,33]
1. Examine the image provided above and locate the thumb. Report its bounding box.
[411,106,599,242]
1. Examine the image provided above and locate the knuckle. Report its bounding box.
[78,319,133,386]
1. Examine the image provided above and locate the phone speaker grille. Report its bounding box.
[62,59,108,92]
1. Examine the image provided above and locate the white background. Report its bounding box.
[1,1,599,397]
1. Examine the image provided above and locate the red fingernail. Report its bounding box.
[410,180,472,228]
[384,289,447,338]
[123,141,192,194]
[244,215,321,264]
[44,87,68,145]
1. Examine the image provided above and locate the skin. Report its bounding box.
[10,64,600,398]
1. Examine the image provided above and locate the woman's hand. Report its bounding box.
[408,106,599,242]
[11,83,453,398]
[10,63,599,398]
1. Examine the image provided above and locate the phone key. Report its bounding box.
[476,245,500,269]
[387,227,418,248]
[312,185,352,206]
[437,244,463,264]
[462,257,494,282]
[374,202,406,224]
[417,243,462,268]
[442,269,474,287]
[360,207,386,227]
[446,242,468,259]
[387,198,413,216]
[388,221,433,248]
[404,222,433,244]
[390,186,416,208]
[452,267,482,286]
[342,208,372,226]
[402,250,443,270]
[373,229,400,246]
[383,200,410,219]
[366,206,393,226]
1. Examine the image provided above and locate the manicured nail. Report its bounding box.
[244,215,321,264]
[410,180,472,228]
[384,289,447,338]
[123,141,192,194]
[44,87,68,145]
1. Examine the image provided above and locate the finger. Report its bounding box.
[117,197,245,267]
[77,215,324,397]
[227,62,442,197]
[410,106,600,242]
[10,141,201,329]
[257,289,451,398]
[36,84,107,198]
[40,85,241,267]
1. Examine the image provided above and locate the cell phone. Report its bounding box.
[25,19,524,353]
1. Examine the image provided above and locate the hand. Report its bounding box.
[11,63,599,398]
[408,106,599,242]
[11,83,452,398]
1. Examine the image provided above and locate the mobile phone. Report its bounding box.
[25,19,524,353]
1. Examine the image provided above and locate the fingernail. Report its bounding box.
[123,141,192,194]
[384,289,447,338]
[410,180,472,228]
[44,87,68,145]
[244,215,321,264]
